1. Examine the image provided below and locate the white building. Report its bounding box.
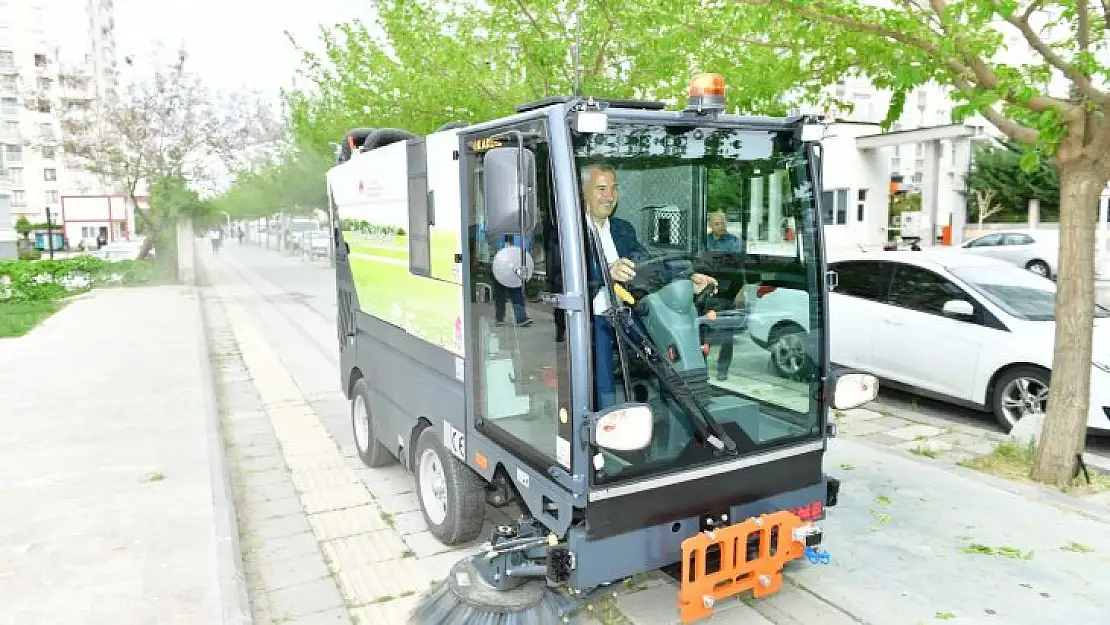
[0,0,119,245]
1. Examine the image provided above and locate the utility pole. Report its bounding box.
[45,207,55,260]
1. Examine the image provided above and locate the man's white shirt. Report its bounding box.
[591,218,620,315]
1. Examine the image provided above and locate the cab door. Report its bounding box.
[462,119,575,475]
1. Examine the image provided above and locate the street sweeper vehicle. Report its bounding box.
[326,72,879,624]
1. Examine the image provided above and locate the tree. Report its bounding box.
[282,0,854,158]
[727,0,1105,485]
[210,146,330,221]
[59,48,278,260]
[969,139,1061,221]
[974,187,1004,227]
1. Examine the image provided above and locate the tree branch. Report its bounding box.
[953,76,1041,144]
[1003,7,1109,104]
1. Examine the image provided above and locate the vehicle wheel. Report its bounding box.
[990,366,1051,433]
[414,426,486,545]
[769,323,809,379]
[351,378,394,467]
[1026,260,1051,278]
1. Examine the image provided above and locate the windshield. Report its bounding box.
[573,121,823,485]
[949,264,1110,320]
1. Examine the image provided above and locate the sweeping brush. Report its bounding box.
[408,556,572,625]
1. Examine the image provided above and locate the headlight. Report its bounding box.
[1094,361,1110,374]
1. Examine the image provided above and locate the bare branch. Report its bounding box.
[1003,8,1109,103]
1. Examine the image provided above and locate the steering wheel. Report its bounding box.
[614,252,716,310]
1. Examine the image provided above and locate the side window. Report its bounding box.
[407,138,431,276]
[829,260,888,301]
[887,264,971,317]
[1004,234,1034,246]
[969,234,1002,247]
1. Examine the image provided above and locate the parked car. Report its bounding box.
[303,231,331,259]
[960,230,1057,279]
[747,250,1110,433]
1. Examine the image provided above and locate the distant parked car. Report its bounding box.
[960,230,1056,279]
[92,241,153,261]
[747,250,1110,434]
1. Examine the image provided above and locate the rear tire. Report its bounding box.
[769,323,810,379]
[414,426,485,545]
[1026,259,1051,278]
[351,378,394,467]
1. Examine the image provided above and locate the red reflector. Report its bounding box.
[757,285,777,298]
[790,501,823,521]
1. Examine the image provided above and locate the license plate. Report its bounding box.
[677,510,810,623]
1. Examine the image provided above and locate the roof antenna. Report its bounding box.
[571,7,582,96]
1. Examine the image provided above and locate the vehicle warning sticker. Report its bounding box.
[556,437,571,469]
[515,467,531,489]
[444,421,466,461]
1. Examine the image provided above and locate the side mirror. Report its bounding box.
[483,146,537,236]
[831,371,878,410]
[592,403,654,452]
[942,299,974,318]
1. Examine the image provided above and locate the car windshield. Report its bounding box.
[573,121,823,485]
[949,264,1110,320]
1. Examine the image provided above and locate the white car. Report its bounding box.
[960,230,1057,279]
[748,251,1110,433]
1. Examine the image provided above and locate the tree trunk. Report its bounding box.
[1030,162,1106,486]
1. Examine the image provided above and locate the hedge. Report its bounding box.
[0,256,167,303]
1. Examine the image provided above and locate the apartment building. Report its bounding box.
[0,0,119,237]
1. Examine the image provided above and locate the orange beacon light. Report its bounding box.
[685,73,727,113]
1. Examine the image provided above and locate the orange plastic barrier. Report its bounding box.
[677,511,808,623]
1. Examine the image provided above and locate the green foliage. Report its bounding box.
[969,139,1060,221]
[211,148,329,220]
[0,300,61,338]
[14,216,32,237]
[281,0,846,158]
[18,249,41,261]
[0,257,168,303]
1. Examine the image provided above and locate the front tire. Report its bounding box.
[990,366,1050,433]
[769,323,810,379]
[414,426,485,545]
[1026,260,1051,278]
[351,378,394,467]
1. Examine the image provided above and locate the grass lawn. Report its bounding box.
[959,440,1110,495]
[0,300,63,338]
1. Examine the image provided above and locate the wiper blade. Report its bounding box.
[603,306,738,455]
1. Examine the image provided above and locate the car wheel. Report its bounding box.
[990,366,1050,433]
[351,378,395,467]
[414,426,486,545]
[769,322,810,379]
[1026,260,1051,278]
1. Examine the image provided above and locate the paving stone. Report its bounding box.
[253,512,315,542]
[885,424,947,442]
[416,546,484,582]
[860,432,912,448]
[308,506,389,541]
[615,582,772,624]
[285,452,349,473]
[238,453,288,473]
[840,407,883,422]
[258,552,332,591]
[837,419,891,437]
[359,470,417,499]
[897,439,954,454]
[377,491,421,515]
[267,577,347,620]
[301,484,374,514]
[288,607,353,625]
[293,468,363,494]
[936,432,998,455]
[239,466,292,489]
[350,594,422,624]
[751,583,860,624]
[243,479,299,504]
[390,510,428,535]
[243,494,305,520]
[254,531,321,565]
[336,558,427,605]
[402,530,452,558]
[322,530,411,569]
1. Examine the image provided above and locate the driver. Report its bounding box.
[582,163,718,409]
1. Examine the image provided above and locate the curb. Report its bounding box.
[193,273,254,625]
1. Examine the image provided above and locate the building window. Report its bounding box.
[0,97,15,114]
[45,190,58,203]
[5,143,22,163]
[821,188,850,225]
[857,189,867,222]
[34,53,47,67]
[0,75,16,93]
[11,189,25,206]
[43,168,56,181]
[0,51,13,70]
[913,172,924,184]
[9,166,21,185]
[41,145,55,159]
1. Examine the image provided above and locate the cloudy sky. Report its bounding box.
[113,0,373,100]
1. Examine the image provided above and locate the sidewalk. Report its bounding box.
[0,286,245,625]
